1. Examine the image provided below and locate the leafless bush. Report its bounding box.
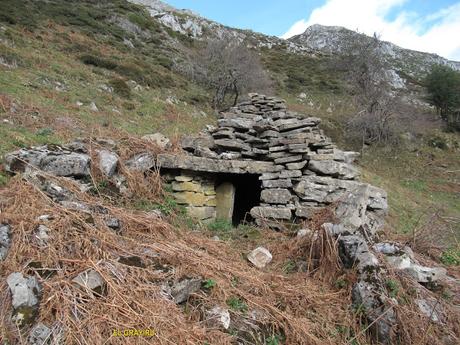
[336,32,401,147]
[180,39,272,110]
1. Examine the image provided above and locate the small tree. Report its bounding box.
[425,64,460,131]
[335,32,399,147]
[196,39,272,110]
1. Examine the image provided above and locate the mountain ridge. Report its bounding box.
[129,0,460,77]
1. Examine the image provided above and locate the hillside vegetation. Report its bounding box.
[0,1,459,344]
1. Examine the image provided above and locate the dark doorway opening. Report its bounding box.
[216,173,262,226]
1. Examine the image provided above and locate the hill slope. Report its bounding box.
[0,1,459,343]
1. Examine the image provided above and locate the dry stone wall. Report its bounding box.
[178,93,382,229]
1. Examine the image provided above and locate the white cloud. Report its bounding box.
[281,0,460,61]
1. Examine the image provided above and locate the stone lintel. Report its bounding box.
[158,154,279,174]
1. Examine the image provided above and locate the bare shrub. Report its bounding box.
[179,39,272,110]
[336,32,401,147]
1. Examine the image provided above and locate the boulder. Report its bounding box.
[170,278,202,304]
[141,133,171,149]
[5,147,90,177]
[206,306,231,329]
[0,223,11,261]
[247,247,272,269]
[40,153,91,177]
[98,150,119,177]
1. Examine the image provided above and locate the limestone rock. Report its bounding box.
[7,272,41,309]
[0,223,11,261]
[171,278,202,304]
[247,247,272,268]
[40,153,90,177]
[250,206,292,220]
[352,281,396,344]
[174,191,210,206]
[141,133,171,149]
[214,139,250,151]
[260,188,292,204]
[297,228,313,238]
[125,152,156,171]
[98,150,119,177]
[338,235,379,271]
[28,323,52,345]
[105,217,122,233]
[72,269,105,294]
[308,160,360,180]
[34,225,50,247]
[416,298,443,323]
[5,147,90,177]
[262,179,292,188]
[206,306,231,329]
[404,265,447,283]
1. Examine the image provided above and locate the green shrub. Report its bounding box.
[440,248,460,266]
[202,279,216,289]
[428,135,448,149]
[109,78,131,98]
[80,54,118,70]
[226,297,248,313]
[208,219,233,232]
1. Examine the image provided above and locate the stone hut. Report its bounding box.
[155,94,386,228]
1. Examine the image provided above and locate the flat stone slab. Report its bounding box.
[158,154,280,174]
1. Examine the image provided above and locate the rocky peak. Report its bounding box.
[289,24,460,77]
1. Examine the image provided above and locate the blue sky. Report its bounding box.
[164,0,460,60]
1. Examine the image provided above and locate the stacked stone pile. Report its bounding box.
[181,93,368,225]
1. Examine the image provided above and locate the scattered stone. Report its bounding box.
[206,306,231,329]
[72,269,105,295]
[7,272,41,326]
[104,217,121,233]
[98,150,119,177]
[171,278,202,304]
[247,247,272,268]
[0,223,11,261]
[40,153,91,177]
[297,228,312,238]
[34,225,50,247]
[416,298,443,323]
[28,323,52,345]
[141,133,171,149]
[89,102,99,112]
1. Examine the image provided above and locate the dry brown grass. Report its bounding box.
[0,155,458,344]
